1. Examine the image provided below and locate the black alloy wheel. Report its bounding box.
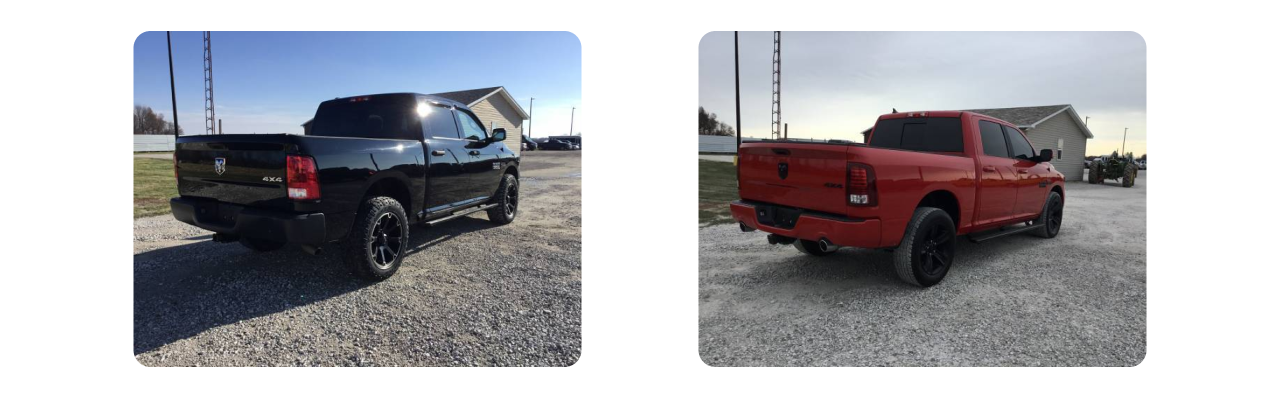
[369,212,404,270]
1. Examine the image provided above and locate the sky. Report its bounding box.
[134,31,581,136]
[699,32,1146,156]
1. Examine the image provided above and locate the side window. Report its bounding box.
[1004,125,1035,160]
[454,109,488,141]
[422,105,461,139]
[1057,138,1064,160]
[978,120,1009,158]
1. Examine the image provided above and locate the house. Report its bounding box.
[861,104,1093,181]
[301,86,529,155]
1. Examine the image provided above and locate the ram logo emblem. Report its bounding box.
[777,163,789,180]
[214,157,227,175]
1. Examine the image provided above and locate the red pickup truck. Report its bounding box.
[731,111,1065,287]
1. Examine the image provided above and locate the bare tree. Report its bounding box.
[134,105,182,135]
[698,107,735,136]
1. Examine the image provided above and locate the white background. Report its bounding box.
[2,0,1277,397]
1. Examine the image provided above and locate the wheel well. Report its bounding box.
[1052,185,1064,201]
[917,190,960,227]
[504,166,518,178]
[365,178,412,211]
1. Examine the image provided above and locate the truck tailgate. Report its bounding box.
[738,142,851,215]
[175,137,291,208]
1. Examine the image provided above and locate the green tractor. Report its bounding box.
[1088,151,1139,187]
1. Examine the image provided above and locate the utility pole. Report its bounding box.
[218,119,222,135]
[528,97,534,138]
[167,32,179,139]
[1085,116,1090,126]
[1122,127,1128,157]
[771,31,782,140]
[734,31,741,163]
[569,107,575,135]
[784,123,788,140]
[203,31,216,135]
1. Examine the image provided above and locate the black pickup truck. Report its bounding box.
[170,93,520,280]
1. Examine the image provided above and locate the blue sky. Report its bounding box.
[135,31,581,135]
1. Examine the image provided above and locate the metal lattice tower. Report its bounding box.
[771,31,782,140]
[203,32,217,135]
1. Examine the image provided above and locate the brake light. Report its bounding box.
[173,152,178,179]
[847,163,877,206]
[286,155,321,201]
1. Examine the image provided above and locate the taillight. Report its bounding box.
[286,155,321,201]
[847,163,877,206]
[173,153,178,179]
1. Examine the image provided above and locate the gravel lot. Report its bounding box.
[699,171,1145,367]
[134,150,581,367]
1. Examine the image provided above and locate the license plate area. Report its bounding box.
[755,204,802,230]
[193,200,243,228]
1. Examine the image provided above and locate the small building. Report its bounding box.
[301,86,529,155]
[861,104,1093,181]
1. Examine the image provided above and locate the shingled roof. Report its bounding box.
[429,86,505,106]
[963,105,1071,127]
[965,104,1092,138]
[429,86,529,119]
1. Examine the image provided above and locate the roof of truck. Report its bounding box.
[859,104,1094,139]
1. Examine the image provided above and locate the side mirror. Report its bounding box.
[490,128,507,143]
[1039,149,1055,163]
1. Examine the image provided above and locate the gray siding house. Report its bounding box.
[862,104,1093,181]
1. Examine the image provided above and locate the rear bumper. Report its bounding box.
[730,200,882,248]
[170,197,327,245]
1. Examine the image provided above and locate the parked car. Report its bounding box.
[549,135,580,149]
[535,138,573,150]
[171,93,521,280]
[522,135,538,151]
[732,111,1065,287]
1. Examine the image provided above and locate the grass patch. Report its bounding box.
[699,159,739,226]
[135,157,178,218]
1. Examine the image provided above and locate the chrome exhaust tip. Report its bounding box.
[817,237,837,253]
[739,222,756,233]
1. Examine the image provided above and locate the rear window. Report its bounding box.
[308,97,421,140]
[868,117,964,153]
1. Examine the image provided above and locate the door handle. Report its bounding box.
[468,150,480,156]
[431,150,446,156]
[982,166,996,172]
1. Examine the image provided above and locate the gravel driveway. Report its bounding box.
[699,172,1145,366]
[134,151,581,367]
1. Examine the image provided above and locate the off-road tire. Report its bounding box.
[1088,160,1103,184]
[1032,191,1064,238]
[893,207,957,288]
[487,174,519,225]
[793,239,832,256]
[342,196,408,281]
[239,237,285,252]
[1122,164,1137,187]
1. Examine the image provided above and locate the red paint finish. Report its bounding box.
[733,111,1065,249]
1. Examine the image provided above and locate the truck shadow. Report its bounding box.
[773,236,1039,290]
[132,216,498,356]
